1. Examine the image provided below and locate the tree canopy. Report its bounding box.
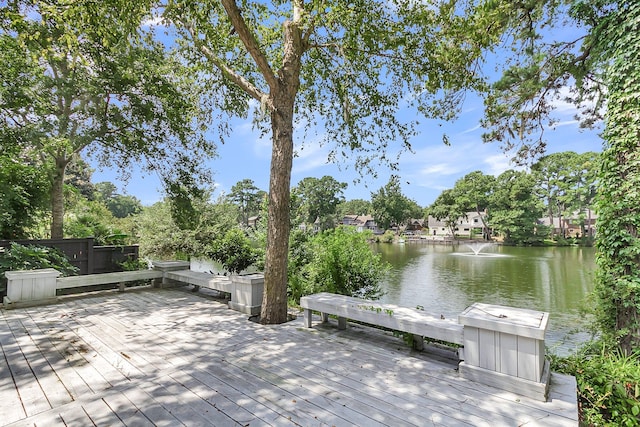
[292,176,347,231]
[371,176,420,232]
[480,0,639,352]
[162,0,503,323]
[227,179,266,226]
[0,149,49,239]
[489,170,545,245]
[0,1,214,238]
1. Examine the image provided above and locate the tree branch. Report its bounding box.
[220,0,278,91]
[182,21,269,108]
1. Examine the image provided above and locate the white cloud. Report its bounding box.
[418,163,462,176]
[292,136,331,174]
[141,15,166,28]
[461,124,482,134]
[551,119,580,129]
[483,153,519,176]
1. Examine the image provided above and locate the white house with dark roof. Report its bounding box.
[339,215,384,234]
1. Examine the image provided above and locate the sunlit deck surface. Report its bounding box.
[1,286,578,426]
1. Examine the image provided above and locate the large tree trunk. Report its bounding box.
[260,16,302,324]
[50,157,68,239]
[260,94,295,324]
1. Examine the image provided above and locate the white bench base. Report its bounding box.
[459,359,551,401]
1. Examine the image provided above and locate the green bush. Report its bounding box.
[206,228,258,274]
[0,243,78,296]
[287,229,314,303]
[294,227,389,302]
[551,342,640,426]
[381,230,395,243]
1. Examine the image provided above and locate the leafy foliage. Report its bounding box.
[206,229,258,274]
[63,196,127,246]
[0,153,50,239]
[450,171,495,239]
[532,152,599,239]
[588,1,640,353]
[292,227,388,302]
[137,196,239,261]
[551,342,640,426]
[94,182,143,219]
[337,199,373,217]
[371,176,421,231]
[292,176,347,231]
[0,1,214,237]
[489,170,546,245]
[227,179,266,226]
[286,229,314,303]
[427,189,466,237]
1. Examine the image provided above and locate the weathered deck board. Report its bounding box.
[0,287,578,427]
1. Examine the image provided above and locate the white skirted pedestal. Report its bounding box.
[458,302,551,401]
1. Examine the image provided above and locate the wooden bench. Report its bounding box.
[4,269,165,309]
[300,292,464,355]
[163,270,234,293]
[57,270,164,292]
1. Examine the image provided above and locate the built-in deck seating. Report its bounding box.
[163,270,234,293]
[300,292,464,354]
[3,262,264,316]
[57,270,164,292]
[300,291,552,401]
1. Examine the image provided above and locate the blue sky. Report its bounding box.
[91,88,602,208]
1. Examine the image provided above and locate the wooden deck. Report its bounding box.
[0,286,578,426]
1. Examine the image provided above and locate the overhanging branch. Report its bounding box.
[182,21,269,108]
[220,0,278,92]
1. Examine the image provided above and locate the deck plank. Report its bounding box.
[8,311,75,409]
[1,314,53,417]
[1,288,577,427]
[0,315,28,425]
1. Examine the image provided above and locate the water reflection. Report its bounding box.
[375,243,596,355]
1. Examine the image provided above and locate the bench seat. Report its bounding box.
[300,292,464,349]
[164,270,234,293]
[57,270,164,290]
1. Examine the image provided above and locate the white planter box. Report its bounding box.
[228,274,264,316]
[4,269,61,308]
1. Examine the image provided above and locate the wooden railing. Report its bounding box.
[0,238,139,275]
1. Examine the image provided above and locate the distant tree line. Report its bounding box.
[427,151,600,245]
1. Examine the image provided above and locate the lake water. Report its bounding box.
[374,243,597,355]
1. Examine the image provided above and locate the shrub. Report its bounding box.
[297,227,389,301]
[381,230,395,243]
[551,342,640,426]
[206,228,258,274]
[287,229,314,303]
